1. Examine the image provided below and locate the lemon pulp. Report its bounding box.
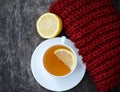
[36,13,63,39]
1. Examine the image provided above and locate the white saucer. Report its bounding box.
[31,37,86,91]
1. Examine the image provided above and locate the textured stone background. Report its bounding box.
[0,0,120,92]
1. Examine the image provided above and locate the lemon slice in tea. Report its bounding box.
[54,49,76,70]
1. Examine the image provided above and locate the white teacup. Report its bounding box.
[42,36,77,78]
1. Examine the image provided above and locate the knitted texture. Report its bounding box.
[49,0,120,92]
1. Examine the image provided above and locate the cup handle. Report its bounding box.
[61,36,66,44]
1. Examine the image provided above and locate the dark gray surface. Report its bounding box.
[0,0,120,92]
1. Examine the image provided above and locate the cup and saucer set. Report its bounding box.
[31,36,86,91]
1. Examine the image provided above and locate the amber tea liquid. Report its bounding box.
[43,45,73,76]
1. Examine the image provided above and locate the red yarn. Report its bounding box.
[49,0,120,92]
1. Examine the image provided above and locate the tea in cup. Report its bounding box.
[42,36,77,77]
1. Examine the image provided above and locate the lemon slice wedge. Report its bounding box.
[54,49,76,70]
[36,13,63,39]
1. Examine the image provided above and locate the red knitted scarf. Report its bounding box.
[49,0,120,92]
